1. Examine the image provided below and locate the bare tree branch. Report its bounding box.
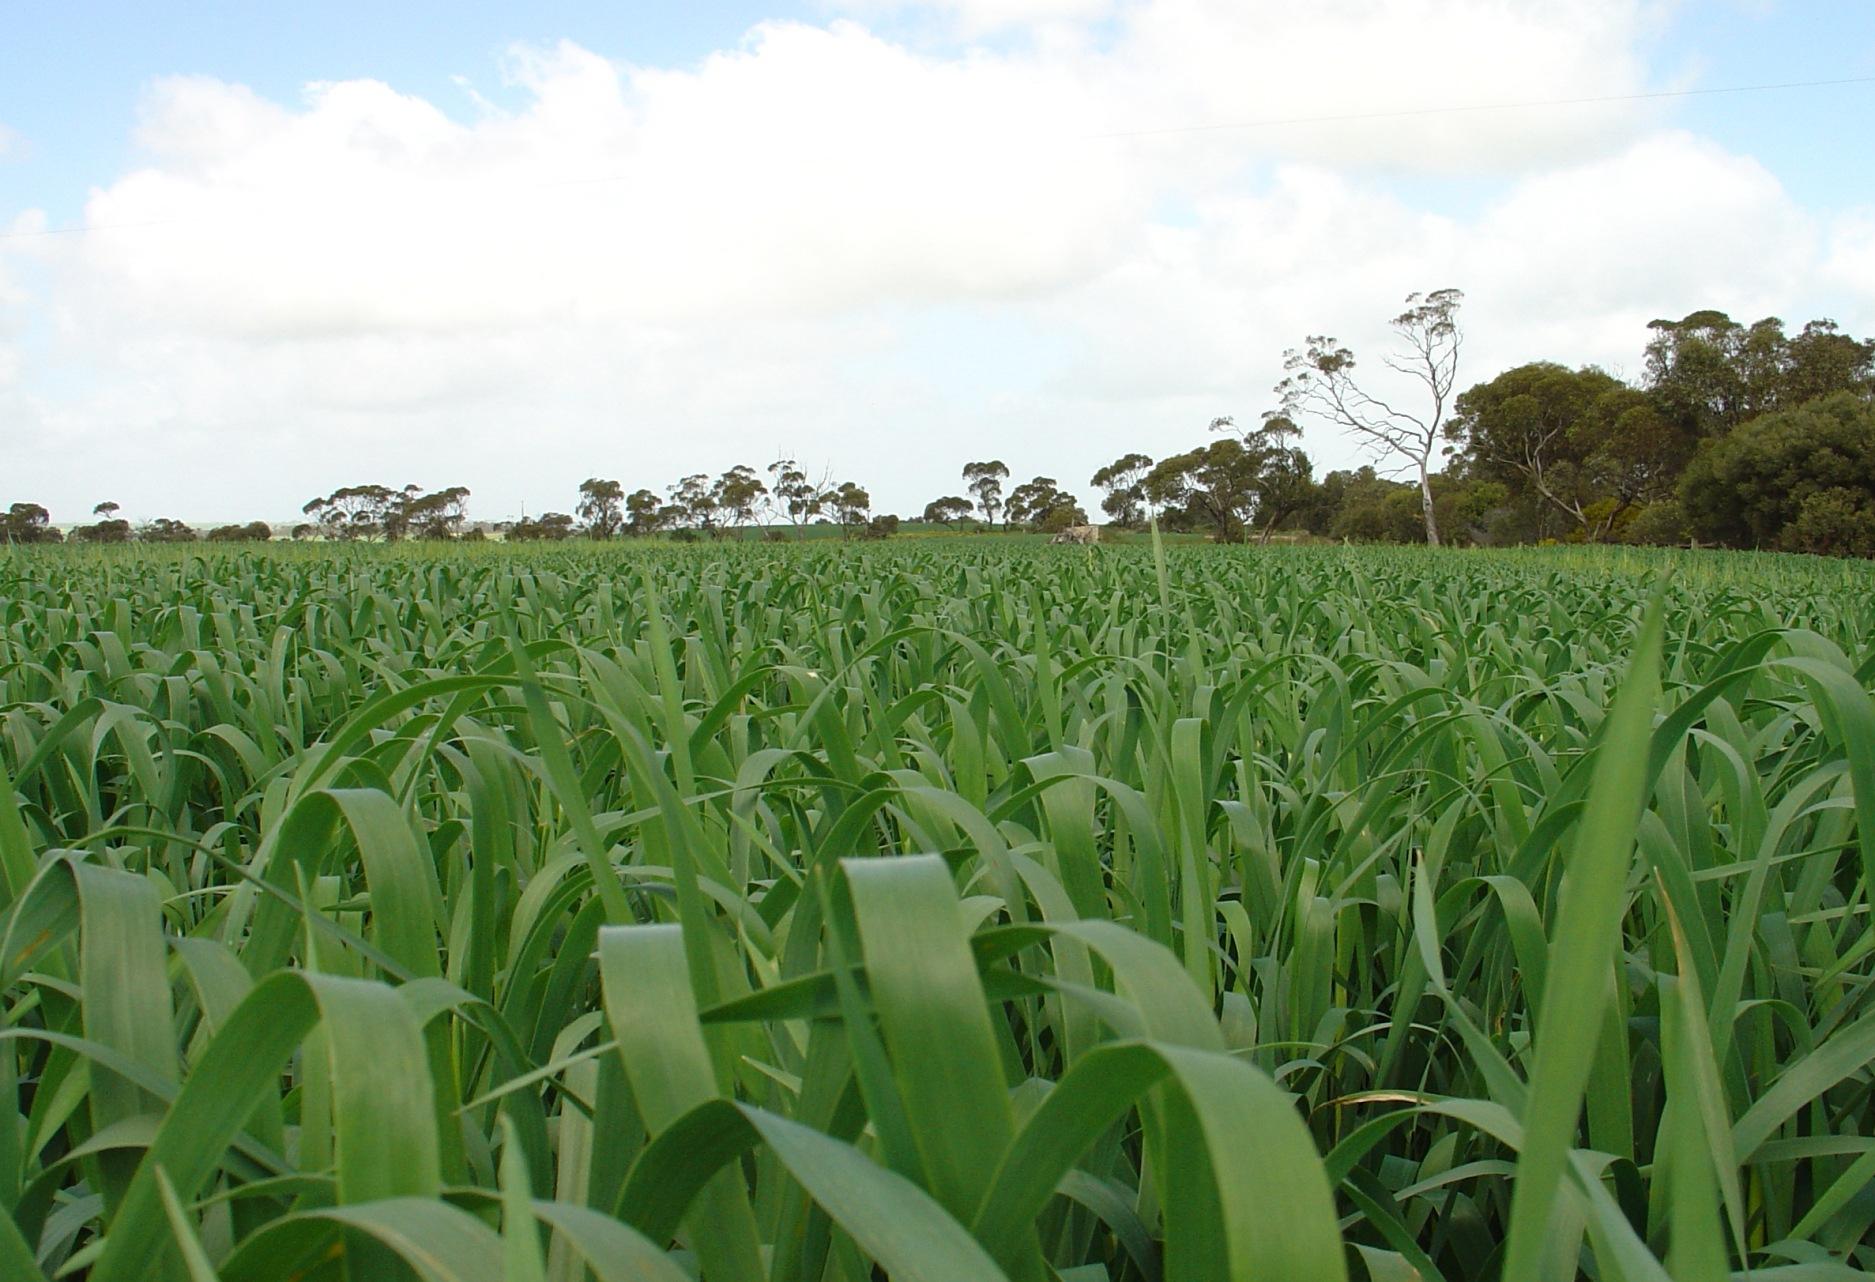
[1276,289,1463,545]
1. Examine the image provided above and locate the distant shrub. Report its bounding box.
[206,521,272,542]
[138,518,198,543]
[72,519,133,544]
[1623,500,1687,547]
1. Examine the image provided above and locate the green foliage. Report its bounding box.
[1681,391,1875,553]
[138,516,199,543]
[1,503,58,545]
[962,460,1010,528]
[1447,314,1875,551]
[576,478,626,539]
[1646,311,1874,436]
[1005,477,1086,532]
[3,540,1875,1280]
[1449,362,1691,539]
[1781,488,1875,558]
[70,518,132,544]
[205,521,274,543]
[921,495,976,527]
[1091,452,1154,528]
[1146,420,1312,544]
[302,484,471,541]
[506,511,576,541]
[1622,498,1688,546]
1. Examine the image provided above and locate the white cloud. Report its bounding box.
[51,30,1138,344]
[828,0,1117,37]
[2,0,1869,523]
[0,124,19,159]
[1826,212,1875,303]
[1105,0,1669,173]
[945,126,1859,490]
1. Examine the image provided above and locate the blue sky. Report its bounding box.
[6,2,1871,224]
[0,2,791,222]
[3,1,1874,522]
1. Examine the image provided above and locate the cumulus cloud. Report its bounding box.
[1019,127,1855,476]
[829,0,1117,37]
[2,0,1869,523]
[1826,212,1875,301]
[1105,0,1670,173]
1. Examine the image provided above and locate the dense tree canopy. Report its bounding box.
[921,495,975,526]
[1681,392,1875,555]
[576,478,626,539]
[2,503,59,544]
[1004,476,1087,531]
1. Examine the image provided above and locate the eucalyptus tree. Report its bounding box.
[1278,288,1462,545]
[961,459,1009,529]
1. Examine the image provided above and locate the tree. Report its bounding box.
[74,501,131,544]
[714,465,768,535]
[1145,442,1255,541]
[381,484,423,541]
[766,457,829,533]
[139,518,198,543]
[1780,488,1875,558]
[1570,388,1691,533]
[668,474,719,537]
[74,518,132,544]
[1641,311,1874,434]
[402,486,471,539]
[300,484,470,541]
[1090,453,1153,527]
[1643,310,1754,436]
[1782,319,1875,405]
[828,481,871,536]
[1680,391,1875,554]
[921,496,974,526]
[3,503,57,544]
[1004,476,1085,531]
[1446,362,1689,540]
[576,478,626,540]
[1250,445,1315,544]
[1212,414,1312,544]
[961,460,1010,529]
[1300,466,1417,543]
[624,488,664,536]
[207,521,272,542]
[1278,288,1463,545]
[1139,417,1313,544]
[508,512,575,541]
[303,485,394,540]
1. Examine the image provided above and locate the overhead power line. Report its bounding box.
[3,72,1871,242]
[1083,74,1875,139]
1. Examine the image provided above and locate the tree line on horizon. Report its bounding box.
[7,294,1873,555]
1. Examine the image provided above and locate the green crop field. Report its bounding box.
[2,539,1874,1281]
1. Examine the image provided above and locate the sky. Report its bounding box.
[3,0,1874,525]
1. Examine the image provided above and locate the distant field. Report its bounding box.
[2,541,1872,1279]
